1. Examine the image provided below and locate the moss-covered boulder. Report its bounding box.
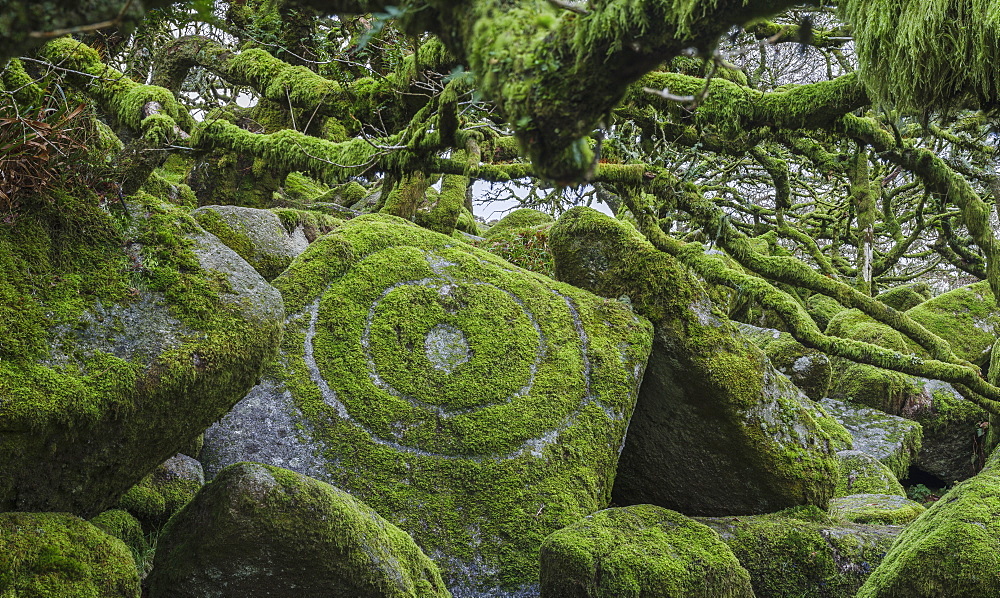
[0,512,140,597]
[806,293,848,331]
[117,453,204,531]
[484,207,554,238]
[820,397,923,479]
[875,283,931,312]
[550,207,841,516]
[476,222,555,277]
[699,506,903,598]
[910,380,991,482]
[89,509,144,558]
[0,191,283,517]
[835,450,906,497]
[906,281,999,364]
[539,505,754,598]
[203,214,653,595]
[148,462,449,597]
[829,494,925,525]
[192,204,309,280]
[738,323,833,400]
[856,449,1000,597]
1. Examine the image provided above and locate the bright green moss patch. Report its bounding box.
[148,462,450,597]
[0,188,283,516]
[0,512,140,598]
[856,449,1000,597]
[270,214,653,593]
[835,450,906,498]
[540,505,754,598]
[699,506,901,598]
[906,281,999,364]
[484,208,554,238]
[876,283,931,312]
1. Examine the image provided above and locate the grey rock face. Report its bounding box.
[147,462,450,598]
[201,379,328,481]
[835,450,906,498]
[192,205,308,280]
[821,397,923,479]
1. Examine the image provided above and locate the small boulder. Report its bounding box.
[118,453,204,530]
[829,494,925,525]
[540,505,754,598]
[0,512,140,597]
[147,462,450,598]
[484,208,554,238]
[192,205,311,280]
[820,397,922,479]
[835,450,906,497]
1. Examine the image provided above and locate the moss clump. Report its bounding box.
[484,208,554,238]
[699,506,901,598]
[829,494,925,525]
[147,462,451,597]
[269,213,653,594]
[0,512,140,597]
[550,207,840,516]
[540,505,754,598]
[806,293,847,331]
[875,283,931,312]
[835,451,906,498]
[855,449,1000,597]
[117,455,203,532]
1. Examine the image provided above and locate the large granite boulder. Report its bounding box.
[148,462,449,598]
[549,207,842,516]
[0,512,140,597]
[856,449,1000,597]
[820,397,922,479]
[699,506,903,598]
[201,214,653,596]
[905,281,999,365]
[0,191,283,517]
[540,505,754,598]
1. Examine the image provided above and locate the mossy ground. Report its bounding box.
[270,214,653,593]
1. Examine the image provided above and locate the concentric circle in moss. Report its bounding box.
[309,245,593,457]
[367,280,539,409]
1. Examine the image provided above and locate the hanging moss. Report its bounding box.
[843,0,1000,114]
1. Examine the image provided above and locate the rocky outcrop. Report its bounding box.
[148,462,449,597]
[550,207,843,516]
[202,214,653,596]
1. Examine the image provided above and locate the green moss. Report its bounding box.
[906,281,999,363]
[699,507,899,598]
[89,510,144,562]
[0,188,282,516]
[829,494,925,525]
[835,451,906,497]
[270,207,343,241]
[484,208,554,238]
[856,449,1000,597]
[875,283,931,312]
[148,462,452,597]
[806,293,847,333]
[475,224,555,277]
[269,213,653,592]
[540,505,754,597]
[0,512,140,597]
